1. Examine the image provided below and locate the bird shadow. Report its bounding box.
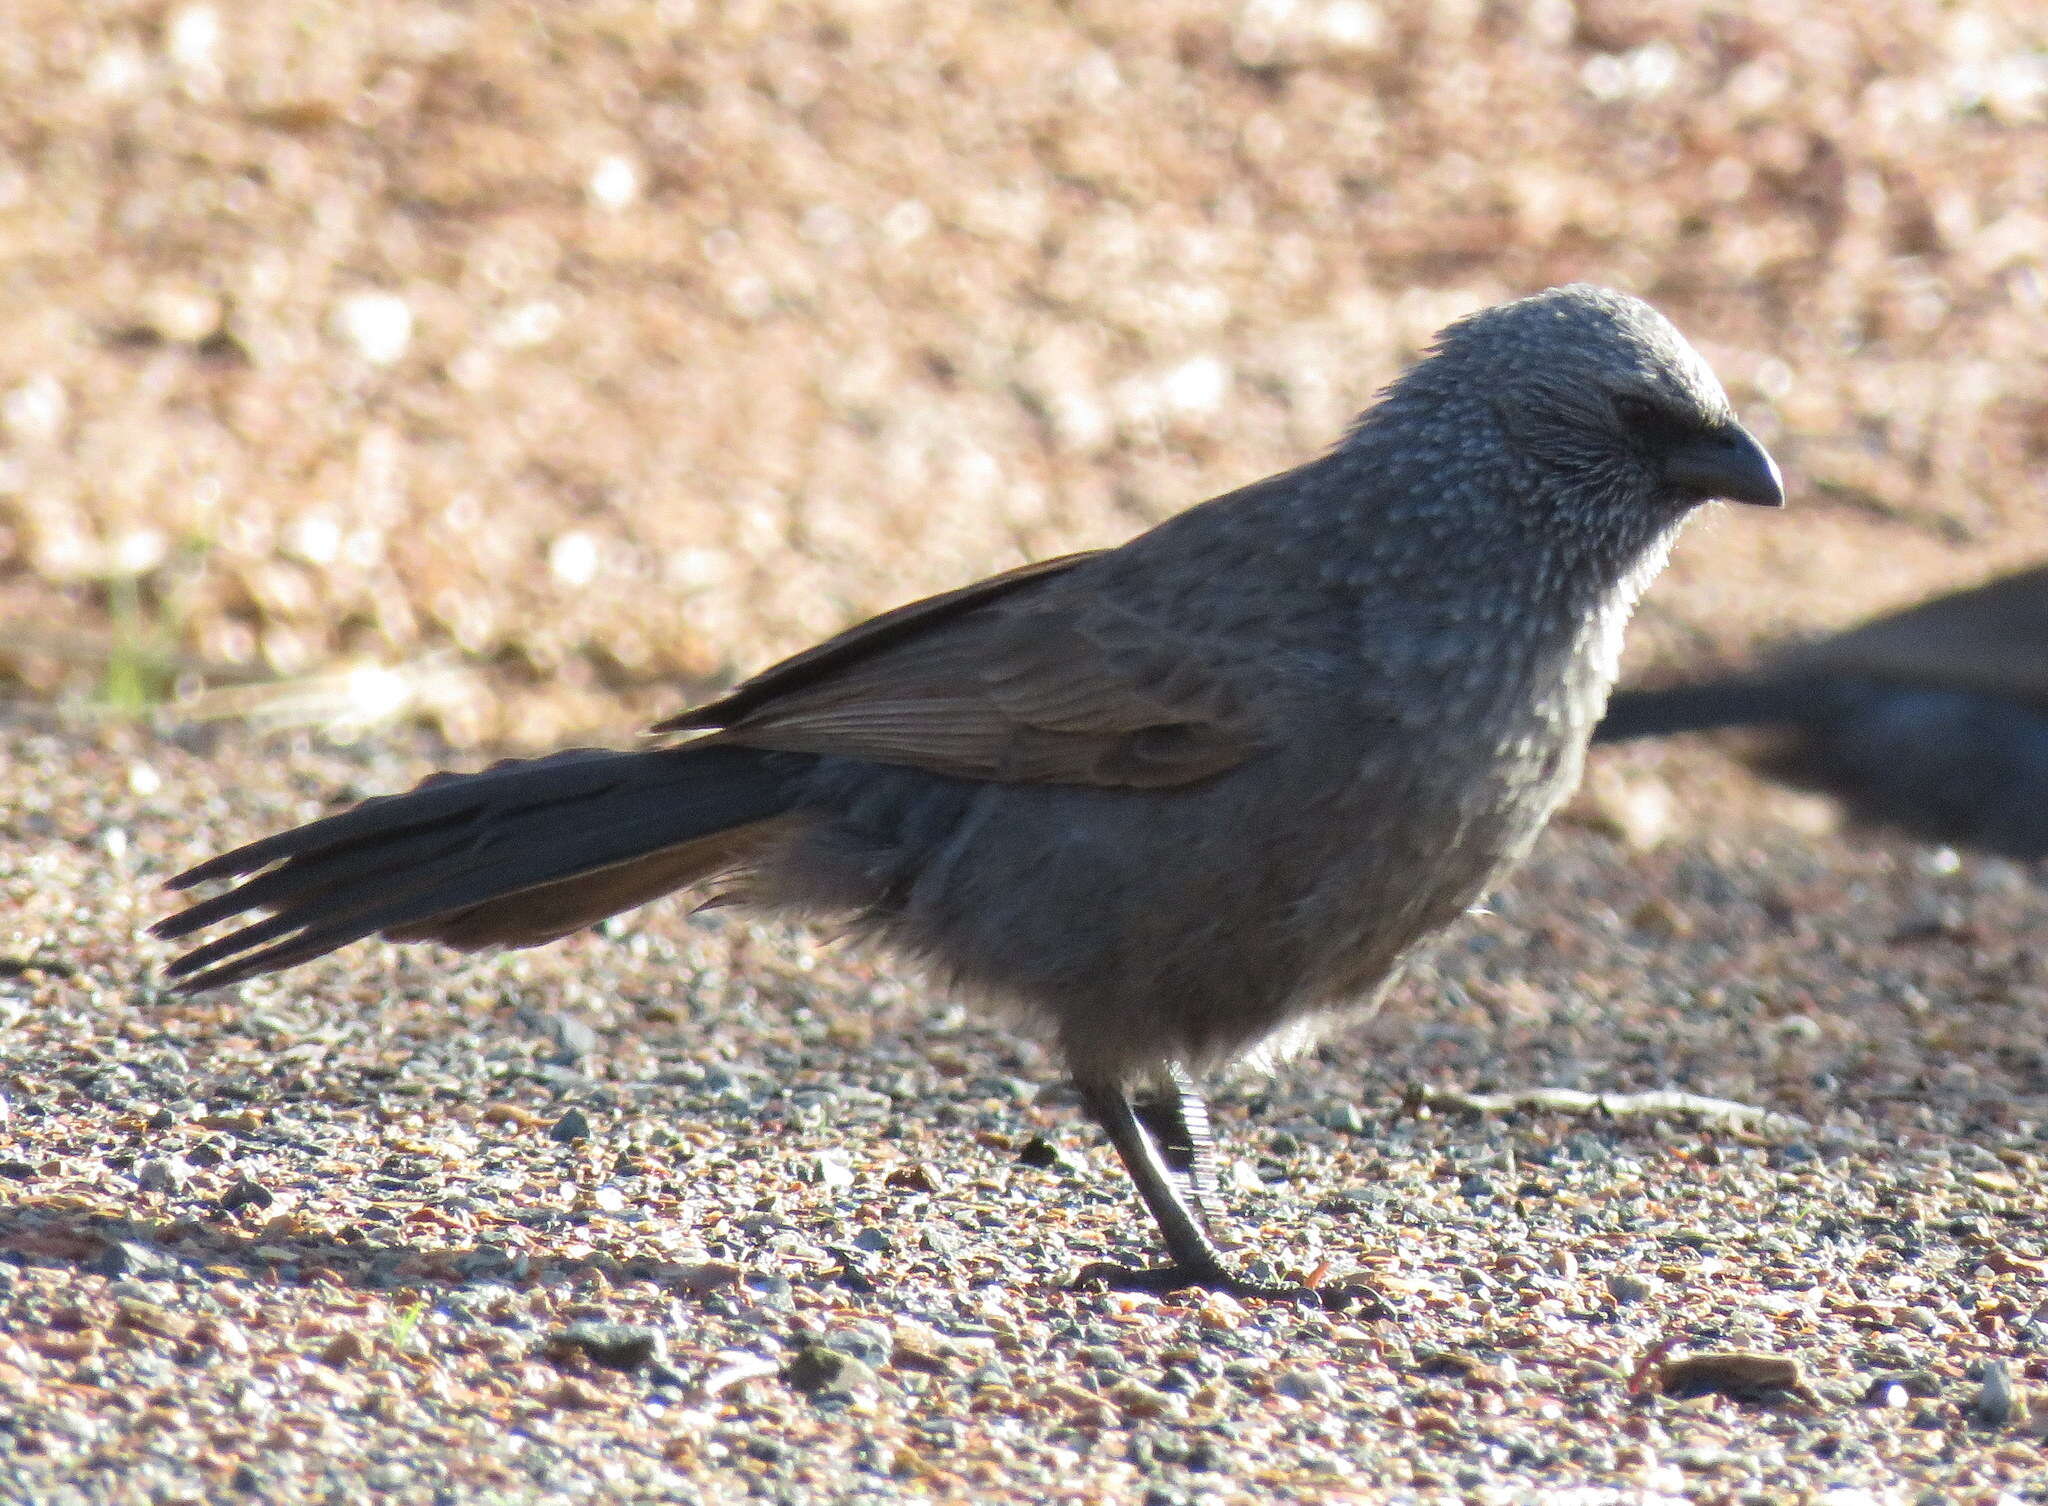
[0,1194,745,1297]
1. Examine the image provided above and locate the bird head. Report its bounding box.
[1425,284,1784,514]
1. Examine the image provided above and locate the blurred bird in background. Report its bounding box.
[1597,565,2048,858]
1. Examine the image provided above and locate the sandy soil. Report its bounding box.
[3,1,2047,740]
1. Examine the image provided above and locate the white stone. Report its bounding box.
[333,291,413,365]
[1160,354,1231,416]
[1319,1,1383,50]
[549,531,601,587]
[167,6,220,69]
[588,154,642,210]
[493,300,563,349]
[2,374,67,443]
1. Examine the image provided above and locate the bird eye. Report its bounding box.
[1614,395,1663,430]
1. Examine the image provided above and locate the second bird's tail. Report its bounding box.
[1594,675,1818,743]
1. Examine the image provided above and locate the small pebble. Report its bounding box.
[1106,1379,1179,1419]
[1970,1360,2019,1428]
[1606,1272,1654,1304]
[321,1331,368,1367]
[1658,1350,1812,1404]
[781,1344,878,1402]
[94,1240,182,1281]
[548,1321,665,1373]
[218,1175,273,1213]
[135,1156,190,1194]
[1014,1135,1069,1170]
[1274,1367,1337,1400]
[1318,1101,1367,1134]
[544,1014,599,1065]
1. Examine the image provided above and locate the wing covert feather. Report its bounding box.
[655,556,1266,789]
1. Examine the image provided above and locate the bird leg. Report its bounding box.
[1130,1063,1225,1228]
[1073,1071,1392,1314]
[1074,1075,1339,1306]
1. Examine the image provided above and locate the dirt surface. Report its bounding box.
[2,718,2048,1502]
[6,2,2048,1503]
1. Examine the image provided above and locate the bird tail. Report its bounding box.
[151,744,798,992]
[1594,676,1816,743]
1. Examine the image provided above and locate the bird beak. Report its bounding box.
[1664,424,1785,508]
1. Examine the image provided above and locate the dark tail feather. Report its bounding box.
[1594,676,1820,743]
[152,744,798,991]
[383,827,777,949]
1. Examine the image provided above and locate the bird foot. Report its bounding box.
[1070,1258,1391,1315]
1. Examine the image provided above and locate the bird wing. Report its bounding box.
[655,551,1265,789]
[655,552,1101,732]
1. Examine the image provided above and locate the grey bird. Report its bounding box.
[152,285,1783,1304]
[1597,565,2048,858]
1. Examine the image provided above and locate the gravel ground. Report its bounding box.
[1,711,2046,1503]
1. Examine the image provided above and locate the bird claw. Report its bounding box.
[1307,1279,1399,1320]
[1070,1258,1393,1316]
